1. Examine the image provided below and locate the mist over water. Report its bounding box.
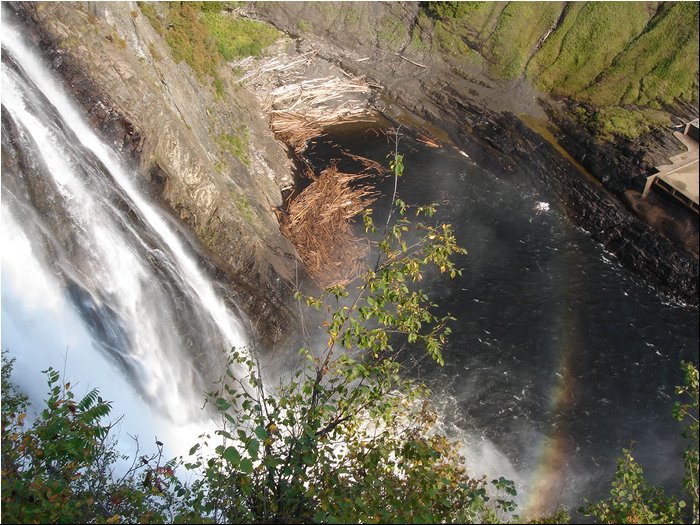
[1,21,246,460]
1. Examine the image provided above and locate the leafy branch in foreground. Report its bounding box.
[7,144,695,525]
[2,146,696,523]
[1,146,503,524]
[179,147,516,523]
[581,361,699,524]
[0,351,180,524]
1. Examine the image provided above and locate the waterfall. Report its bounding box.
[1,20,247,459]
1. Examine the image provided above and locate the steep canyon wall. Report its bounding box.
[253,1,699,305]
[6,0,697,317]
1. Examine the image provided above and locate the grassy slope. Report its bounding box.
[582,1,699,107]
[425,1,698,139]
[526,2,654,98]
[437,2,504,49]
[430,1,698,109]
[430,3,503,65]
[486,1,564,79]
[201,11,279,61]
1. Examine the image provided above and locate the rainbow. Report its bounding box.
[522,257,580,519]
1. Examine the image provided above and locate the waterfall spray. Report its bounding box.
[2,16,247,461]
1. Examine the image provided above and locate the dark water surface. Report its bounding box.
[307,122,699,516]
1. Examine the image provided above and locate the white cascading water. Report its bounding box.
[1,20,247,460]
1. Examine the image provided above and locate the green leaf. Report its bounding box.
[247,438,260,460]
[215,397,231,411]
[240,458,253,474]
[222,446,241,465]
[254,425,268,441]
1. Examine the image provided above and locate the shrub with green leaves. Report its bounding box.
[1,352,180,524]
[5,149,695,523]
[582,362,699,524]
[178,149,516,523]
[1,148,520,523]
[161,2,220,80]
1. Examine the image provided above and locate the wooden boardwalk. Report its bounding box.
[644,126,699,214]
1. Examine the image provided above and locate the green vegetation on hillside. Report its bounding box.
[427,1,484,20]
[427,2,563,78]
[575,106,672,142]
[427,2,504,62]
[200,11,279,61]
[433,24,484,65]
[582,2,699,107]
[526,3,653,98]
[215,126,251,166]
[488,2,563,79]
[137,2,280,85]
[163,2,220,80]
[378,14,408,50]
[425,1,699,140]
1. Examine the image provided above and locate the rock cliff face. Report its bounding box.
[6,1,697,315]
[254,2,698,109]
[7,1,301,345]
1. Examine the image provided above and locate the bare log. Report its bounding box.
[394,52,428,69]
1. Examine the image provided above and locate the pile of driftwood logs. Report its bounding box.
[237,49,384,287]
[265,74,376,153]
[278,164,379,288]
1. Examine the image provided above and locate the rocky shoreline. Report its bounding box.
[252,2,699,306]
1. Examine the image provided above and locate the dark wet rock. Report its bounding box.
[468,112,698,306]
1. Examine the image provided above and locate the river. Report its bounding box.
[306,122,699,517]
